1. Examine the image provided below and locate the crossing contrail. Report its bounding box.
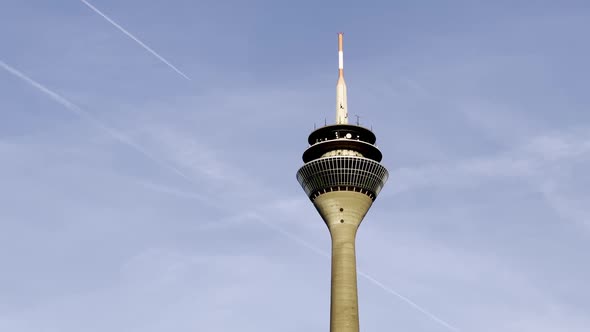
[1,59,459,332]
[0,60,200,189]
[356,271,460,331]
[79,0,191,81]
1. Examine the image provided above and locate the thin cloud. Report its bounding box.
[139,178,461,332]
[239,217,461,332]
[1,60,459,331]
[79,0,191,80]
[0,60,195,185]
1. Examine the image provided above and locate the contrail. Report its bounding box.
[0,60,199,189]
[1,60,459,331]
[357,271,460,331]
[79,0,191,81]
[256,217,460,332]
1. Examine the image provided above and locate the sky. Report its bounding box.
[1,0,590,331]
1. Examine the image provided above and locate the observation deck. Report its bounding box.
[297,124,389,201]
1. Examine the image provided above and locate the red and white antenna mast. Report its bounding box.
[336,32,348,124]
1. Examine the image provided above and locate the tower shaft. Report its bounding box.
[313,191,374,332]
[330,226,359,332]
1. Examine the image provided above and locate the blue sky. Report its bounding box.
[1,0,590,331]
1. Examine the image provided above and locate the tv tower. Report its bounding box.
[296,33,389,332]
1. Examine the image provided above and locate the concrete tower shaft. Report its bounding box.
[314,191,373,332]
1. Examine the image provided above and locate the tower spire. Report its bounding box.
[336,32,348,124]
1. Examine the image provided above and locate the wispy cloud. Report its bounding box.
[79,0,191,80]
[387,128,590,232]
[135,176,461,332]
[0,60,194,184]
[134,178,213,205]
[1,59,458,332]
[257,217,460,331]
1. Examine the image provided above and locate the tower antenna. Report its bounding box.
[336,32,348,124]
